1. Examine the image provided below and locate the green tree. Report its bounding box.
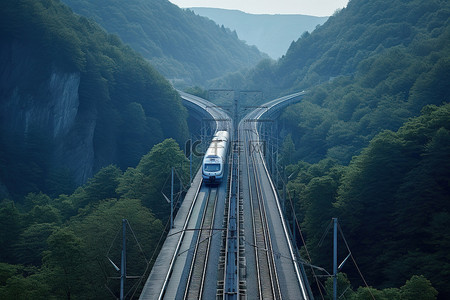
[119,102,154,169]
[67,198,164,298]
[51,194,77,220]
[323,273,355,300]
[184,86,208,99]
[82,165,122,206]
[28,205,62,225]
[400,275,438,300]
[0,201,22,262]
[118,139,189,219]
[0,272,52,300]
[329,104,450,295]
[409,58,450,113]
[43,228,86,299]
[301,176,338,257]
[351,286,399,300]
[23,192,52,211]
[14,223,57,266]
[0,263,21,286]
[281,134,295,166]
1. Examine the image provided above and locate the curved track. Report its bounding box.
[140,92,309,300]
[240,91,309,300]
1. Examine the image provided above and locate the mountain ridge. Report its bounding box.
[61,0,268,86]
[188,7,328,59]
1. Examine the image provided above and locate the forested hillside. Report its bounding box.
[1,0,449,298]
[0,139,189,298]
[61,0,267,86]
[251,0,450,298]
[214,0,449,102]
[286,104,449,298]
[218,0,450,165]
[0,0,188,199]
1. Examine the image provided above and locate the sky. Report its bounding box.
[168,0,350,17]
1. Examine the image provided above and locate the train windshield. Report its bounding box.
[204,163,220,172]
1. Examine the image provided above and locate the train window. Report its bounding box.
[204,164,220,172]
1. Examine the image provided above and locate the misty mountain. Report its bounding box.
[189,7,328,59]
[60,0,268,87]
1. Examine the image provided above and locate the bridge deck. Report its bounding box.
[139,91,308,299]
[139,169,203,300]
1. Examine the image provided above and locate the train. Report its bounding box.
[202,130,230,184]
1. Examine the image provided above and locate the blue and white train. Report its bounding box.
[202,131,230,184]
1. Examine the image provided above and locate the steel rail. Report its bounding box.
[251,148,282,299]
[157,179,204,300]
[199,189,219,299]
[244,127,263,300]
[245,127,282,299]
[251,94,309,300]
[184,187,219,300]
[139,90,232,300]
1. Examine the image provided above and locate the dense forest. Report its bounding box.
[0,1,194,297]
[60,0,267,86]
[0,139,189,298]
[277,0,450,164]
[252,0,449,298]
[201,0,449,298]
[0,0,189,199]
[212,0,450,102]
[284,104,449,299]
[0,0,194,296]
[1,0,449,298]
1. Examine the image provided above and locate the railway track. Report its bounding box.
[141,92,309,300]
[219,130,244,300]
[239,91,310,300]
[244,127,282,300]
[184,188,219,300]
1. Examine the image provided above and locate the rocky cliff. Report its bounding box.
[1,0,189,200]
[0,39,95,194]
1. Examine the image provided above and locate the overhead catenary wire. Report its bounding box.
[161,166,189,206]
[131,214,172,299]
[277,163,326,300]
[106,225,122,262]
[132,168,203,299]
[105,219,151,299]
[126,220,149,265]
[337,222,375,300]
[316,219,375,300]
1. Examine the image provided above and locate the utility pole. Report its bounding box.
[106,219,146,299]
[333,217,338,300]
[292,191,296,244]
[171,167,174,229]
[190,135,193,184]
[120,219,127,300]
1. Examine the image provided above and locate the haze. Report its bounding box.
[168,0,349,16]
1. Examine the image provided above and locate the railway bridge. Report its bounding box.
[139,91,311,300]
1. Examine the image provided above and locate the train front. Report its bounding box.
[202,131,229,185]
[202,155,224,184]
